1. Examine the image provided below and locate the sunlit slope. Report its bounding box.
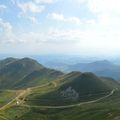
[0,90,17,108]
[3,81,120,120]
[0,58,120,120]
[0,58,63,89]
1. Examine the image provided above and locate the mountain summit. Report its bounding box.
[0,57,63,89]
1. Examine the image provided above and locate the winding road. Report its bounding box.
[0,83,51,112]
[21,89,115,109]
[0,82,115,112]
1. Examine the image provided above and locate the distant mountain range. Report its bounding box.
[0,58,120,89]
[66,60,120,80]
[45,60,120,80]
[0,57,119,93]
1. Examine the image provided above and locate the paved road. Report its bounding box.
[22,89,115,109]
[0,90,24,111]
[0,83,51,111]
[30,83,50,89]
[0,82,115,111]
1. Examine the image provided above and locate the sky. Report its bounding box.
[0,0,120,56]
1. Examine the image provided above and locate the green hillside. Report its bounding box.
[0,90,17,108]
[15,68,63,89]
[0,57,17,69]
[0,58,63,89]
[2,94,120,120]
[101,77,120,89]
[24,72,116,107]
[59,72,112,95]
[0,58,120,120]
[1,80,120,120]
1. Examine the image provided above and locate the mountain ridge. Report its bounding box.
[66,60,120,80]
[0,57,63,89]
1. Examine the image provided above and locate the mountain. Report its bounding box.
[67,60,120,80]
[101,77,120,89]
[0,57,63,89]
[15,68,63,89]
[59,72,113,95]
[25,71,118,106]
[67,60,115,72]
[0,58,120,120]
[3,82,120,120]
[0,57,17,69]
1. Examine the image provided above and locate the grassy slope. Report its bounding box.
[2,89,120,120]
[24,72,115,106]
[59,72,113,94]
[0,58,119,120]
[15,68,63,89]
[0,58,63,89]
[0,90,17,108]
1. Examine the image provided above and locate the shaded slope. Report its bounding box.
[25,72,116,106]
[15,68,63,89]
[59,72,113,95]
[0,57,17,70]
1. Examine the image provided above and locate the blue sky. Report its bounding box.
[0,0,120,56]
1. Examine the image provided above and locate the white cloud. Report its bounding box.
[0,18,16,44]
[2,0,120,56]
[1,20,120,55]
[48,13,81,25]
[76,0,87,4]
[28,16,38,24]
[18,1,45,13]
[48,28,82,42]
[44,28,120,56]
[87,0,120,14]
[0,29,80,54]
[12,1,46,24]
[13,0,55,24]
[86,0,120,25]
[33,0,54,4]
[0,4,7,11]
[97,15,120,25]
[0,19,12,33]
[49,13,64,21]
[86,19,96,24]
[15,29,80,45]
